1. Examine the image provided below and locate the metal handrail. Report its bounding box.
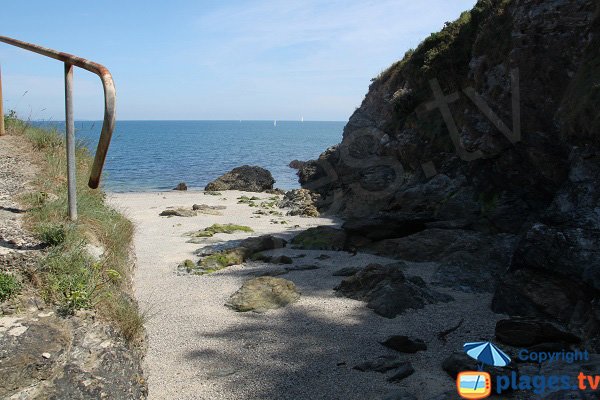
[0,35,116,220]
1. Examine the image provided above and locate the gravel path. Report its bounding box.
[109,191,506,400]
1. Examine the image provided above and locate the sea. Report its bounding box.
[32,120,345,192]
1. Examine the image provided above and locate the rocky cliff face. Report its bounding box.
[301,0,600,349]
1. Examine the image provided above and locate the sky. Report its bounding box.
[0,0,476,121]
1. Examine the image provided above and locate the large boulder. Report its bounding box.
[205,165,275,192]
[334,263,453,318]
[226,277,300,312]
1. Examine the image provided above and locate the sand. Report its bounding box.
[108,190,506,400]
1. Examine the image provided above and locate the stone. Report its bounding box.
[159,208,196,217]
[332,267,361,277]
[226,277,301,312]
[387,362,415,382]
[42,352,51,359]
[442,352,516,391]
[495,318,581,347]
[205,165,275,192]
[288,160,306,169]
[380,335,427,353]
[334,263,453,318]
[353,355,403,373]
[291,226,347,251]
[285,264,319,271]
[270,255,293,265]
[278,189,320,217]
[192,204,226,215]
[315,254,331,260]
[173,182,187,191]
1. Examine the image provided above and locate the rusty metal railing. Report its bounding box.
[0,35,116,221]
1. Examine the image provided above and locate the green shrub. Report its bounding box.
[0,272,21,302]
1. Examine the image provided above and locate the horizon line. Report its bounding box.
[29,119,348,123]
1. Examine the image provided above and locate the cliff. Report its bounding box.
[301,0,600,349]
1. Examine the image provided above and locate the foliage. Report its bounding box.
[0,272,21,302]
[5,117,143,342]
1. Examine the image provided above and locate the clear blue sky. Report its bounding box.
[0,0,476,121]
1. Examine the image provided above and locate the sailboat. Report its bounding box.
[274,120,277,127]
[301,116,304,122]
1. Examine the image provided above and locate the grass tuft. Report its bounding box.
[0,272,21,302]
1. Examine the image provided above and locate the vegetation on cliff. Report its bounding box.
[4,116,144,342]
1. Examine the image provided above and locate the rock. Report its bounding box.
[315,254,331,260]
[278,189,320,217]
[495,318,581,347]
[41,352,51,359]
[353,355,403,373]
[265,188,286,195]
[387,362,415,382]
[334,263,453,318]
[288,160,306,169]
[177,259,198,274]
[285,264,319,271]
[198,248,247,273]
[332,267,361,277]
[296,0,600,353]
[442,352,516,390]
[194,241,244,257]
[226,277,301,312]
[380,335,427,353]
[291,226,347,251]
[173,182,187,191]
[270,255,293,265]
[240,235,287,254]
[192,204,226,215]
[159,208,196,217]
[205,165,275,192]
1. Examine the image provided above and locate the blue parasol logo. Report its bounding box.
[463,341,511,370]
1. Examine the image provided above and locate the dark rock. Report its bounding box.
[205,165,275,192]
[173,182,187,191]
[380,335,427,353]
[289,160,306,169]
[387,362,415,382]
[285,264,319,271]
[495,318,581,347]
[240,235,287,254]
[442,352,516,392]
[332,267,361,277]
[353,355,403,373]
[270,255,293,265]
[225,277,301,312]
[315,254,331,260]
[278,189,320,217]
[335,263,453,318]
[265,188,286,195]
[291,226,347,251]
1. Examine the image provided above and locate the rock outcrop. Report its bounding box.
[301,0,600,350]
[205,165,275,192]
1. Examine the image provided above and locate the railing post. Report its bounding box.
[0,64,5,136]
[64,63,77,221]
